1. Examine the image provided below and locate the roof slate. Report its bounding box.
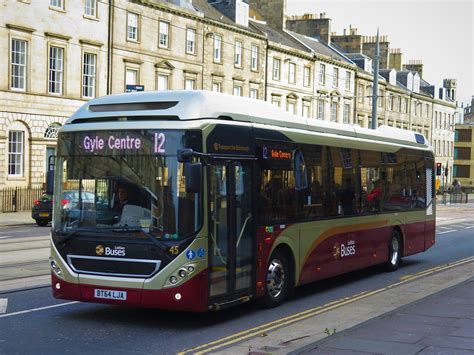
[249,21,311,52]
[288,31,353,64]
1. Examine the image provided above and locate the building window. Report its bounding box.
[303,66,311,87]
[397,96,402,112]
[333,67,339,88]
[82,53,96,98]
[159,21,169,48]
[49,46,64,95]
[358,84,364,103]
[50,0,63,9]
[250,88,258,99]
[388,94,393,111]
[345,71,351,90]
[319,63,325,84]
[157,74,169,90]
[127,12,139,41]
[251,44,258,71]
[368,86,373,106]
[84,0,97,17]
[185,78,196,90]
[405,98,409,113]
[186,28,196,54]
[212,82,221,92]
[125,68,138,88]
[287,101,296,114]
[288,62,296,84]
[317,99,325,120]
[331,102,338,122]
[379,90,384,108]
[44,123,61,139]
[8,131,24,176]
[272,96,280,107]
[234,40,242,67]
[273,58,281,81]
[213,34,222,63]
[302,102,310,118]
[11,39,27,91]
[233,85,242,96]
[343,103,350,124]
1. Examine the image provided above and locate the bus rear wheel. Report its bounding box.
[386,231,402,272]
[261,249,290,308]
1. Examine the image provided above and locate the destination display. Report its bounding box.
[78,131,168,155]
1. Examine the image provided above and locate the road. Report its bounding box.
[0,219,473,354]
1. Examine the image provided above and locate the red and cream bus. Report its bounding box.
[49,91,435,311]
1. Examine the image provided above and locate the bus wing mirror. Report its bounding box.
[185,162,202,194]
[177,148,194,163]
[45,155,56,195]
[46,170,55,195]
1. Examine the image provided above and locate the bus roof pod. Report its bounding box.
[67,90,428,149]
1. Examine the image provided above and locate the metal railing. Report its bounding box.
[0,186,43,212]
[439,191,469,205]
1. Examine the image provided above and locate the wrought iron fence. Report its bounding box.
[0,186,44,212]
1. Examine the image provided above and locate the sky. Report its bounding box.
[287,0,473,107]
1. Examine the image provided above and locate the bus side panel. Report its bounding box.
[424,218,436,251]
[343,226,390,274]
[299,225,390,285]
[401,220,426,256]
[298,231,343,285]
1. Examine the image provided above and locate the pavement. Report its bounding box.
[0,201,473,354]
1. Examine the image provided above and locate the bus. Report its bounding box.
[49,90,435,312]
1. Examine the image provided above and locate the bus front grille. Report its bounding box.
[67,255,161,278]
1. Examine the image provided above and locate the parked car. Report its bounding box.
[31,190,95,226]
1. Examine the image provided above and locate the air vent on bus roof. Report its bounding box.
[70,115,180,124]
[88,101,178,112]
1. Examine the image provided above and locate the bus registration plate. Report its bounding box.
[94,289,127,301]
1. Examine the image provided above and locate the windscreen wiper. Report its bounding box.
[54,228,102,243]
[112,227,169,253]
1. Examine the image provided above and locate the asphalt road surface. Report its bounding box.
[0,221,473,354]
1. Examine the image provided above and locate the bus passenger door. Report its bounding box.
[208,161,255,306]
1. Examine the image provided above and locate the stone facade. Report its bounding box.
[1,0,460,190]
[454,124,474,188]
[1,0,109,187]
[432,99,456,188]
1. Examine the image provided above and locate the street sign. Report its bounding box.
[125,85,144,93]
[436,178,441,190]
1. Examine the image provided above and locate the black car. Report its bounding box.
[31,190,95,226]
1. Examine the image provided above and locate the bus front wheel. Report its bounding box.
[261,249,290,308]
[386,231,402,272]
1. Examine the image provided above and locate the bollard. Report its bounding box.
[12,187,18,212]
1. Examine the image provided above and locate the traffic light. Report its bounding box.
[436,163,442,175]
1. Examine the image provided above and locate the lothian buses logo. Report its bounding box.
[333,243,341,259]
[96,245,105,256]
[333,241,356,259]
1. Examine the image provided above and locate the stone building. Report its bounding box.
[109,0,266,97]
[1,0,110,187]
[454,123,474,189]
[463,97,473,124]
[266,10,357,121]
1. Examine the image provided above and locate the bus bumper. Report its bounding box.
[51,270,209,312]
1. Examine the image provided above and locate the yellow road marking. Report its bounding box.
[179,256,474,354]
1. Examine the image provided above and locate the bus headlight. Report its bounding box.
[178,269,187,278]
[169,276,178,284]
[50,258,63,278]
